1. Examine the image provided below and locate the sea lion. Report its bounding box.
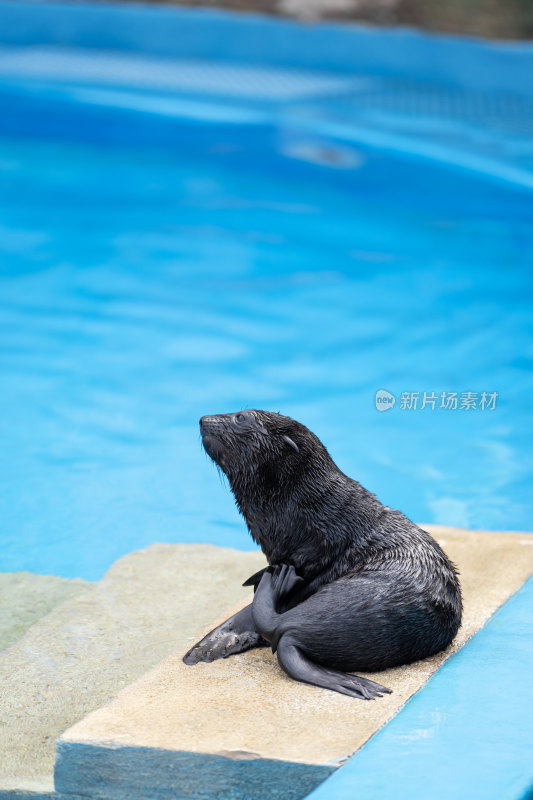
[183,409,462,700]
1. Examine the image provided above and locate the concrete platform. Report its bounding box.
[54,527,533,800]
[0,573,92,653]
[0,544,265,796]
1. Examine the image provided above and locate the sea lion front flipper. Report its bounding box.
[182,603,268,665]
[251,564,305,642]
[277,640,392,701]
[242,567,271,588]
[271,563,305,600]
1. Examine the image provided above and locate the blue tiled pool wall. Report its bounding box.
[1,0,533,97]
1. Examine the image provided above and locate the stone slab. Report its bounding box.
[0,573,92,654]
[0,544,265,792]
[56,527,533,800]
[55,745,332,800]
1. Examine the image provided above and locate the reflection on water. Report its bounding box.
[1,115,532,578]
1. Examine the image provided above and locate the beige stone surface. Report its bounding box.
[62,527,533,766]
[0,544,264,788]
[0,572,92,653]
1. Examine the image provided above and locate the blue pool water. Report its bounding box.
[1,3,532,579]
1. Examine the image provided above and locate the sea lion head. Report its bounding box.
[199,409,328,495]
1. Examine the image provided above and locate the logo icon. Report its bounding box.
[375,389,396,412]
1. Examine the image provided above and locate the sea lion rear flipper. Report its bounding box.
[276,640,392,701]
[251,565,391,701]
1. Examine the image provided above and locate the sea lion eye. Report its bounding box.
[235,413,245,423]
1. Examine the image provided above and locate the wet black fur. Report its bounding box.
[189,409,462,684]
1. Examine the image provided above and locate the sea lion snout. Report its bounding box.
[200,410,268,437]
[199,410,272,475]
[199,414,219,430]
[199,415,227,465]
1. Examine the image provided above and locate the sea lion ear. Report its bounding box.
[283,435,299,453]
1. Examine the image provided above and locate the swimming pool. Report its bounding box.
[1,2,532,579]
